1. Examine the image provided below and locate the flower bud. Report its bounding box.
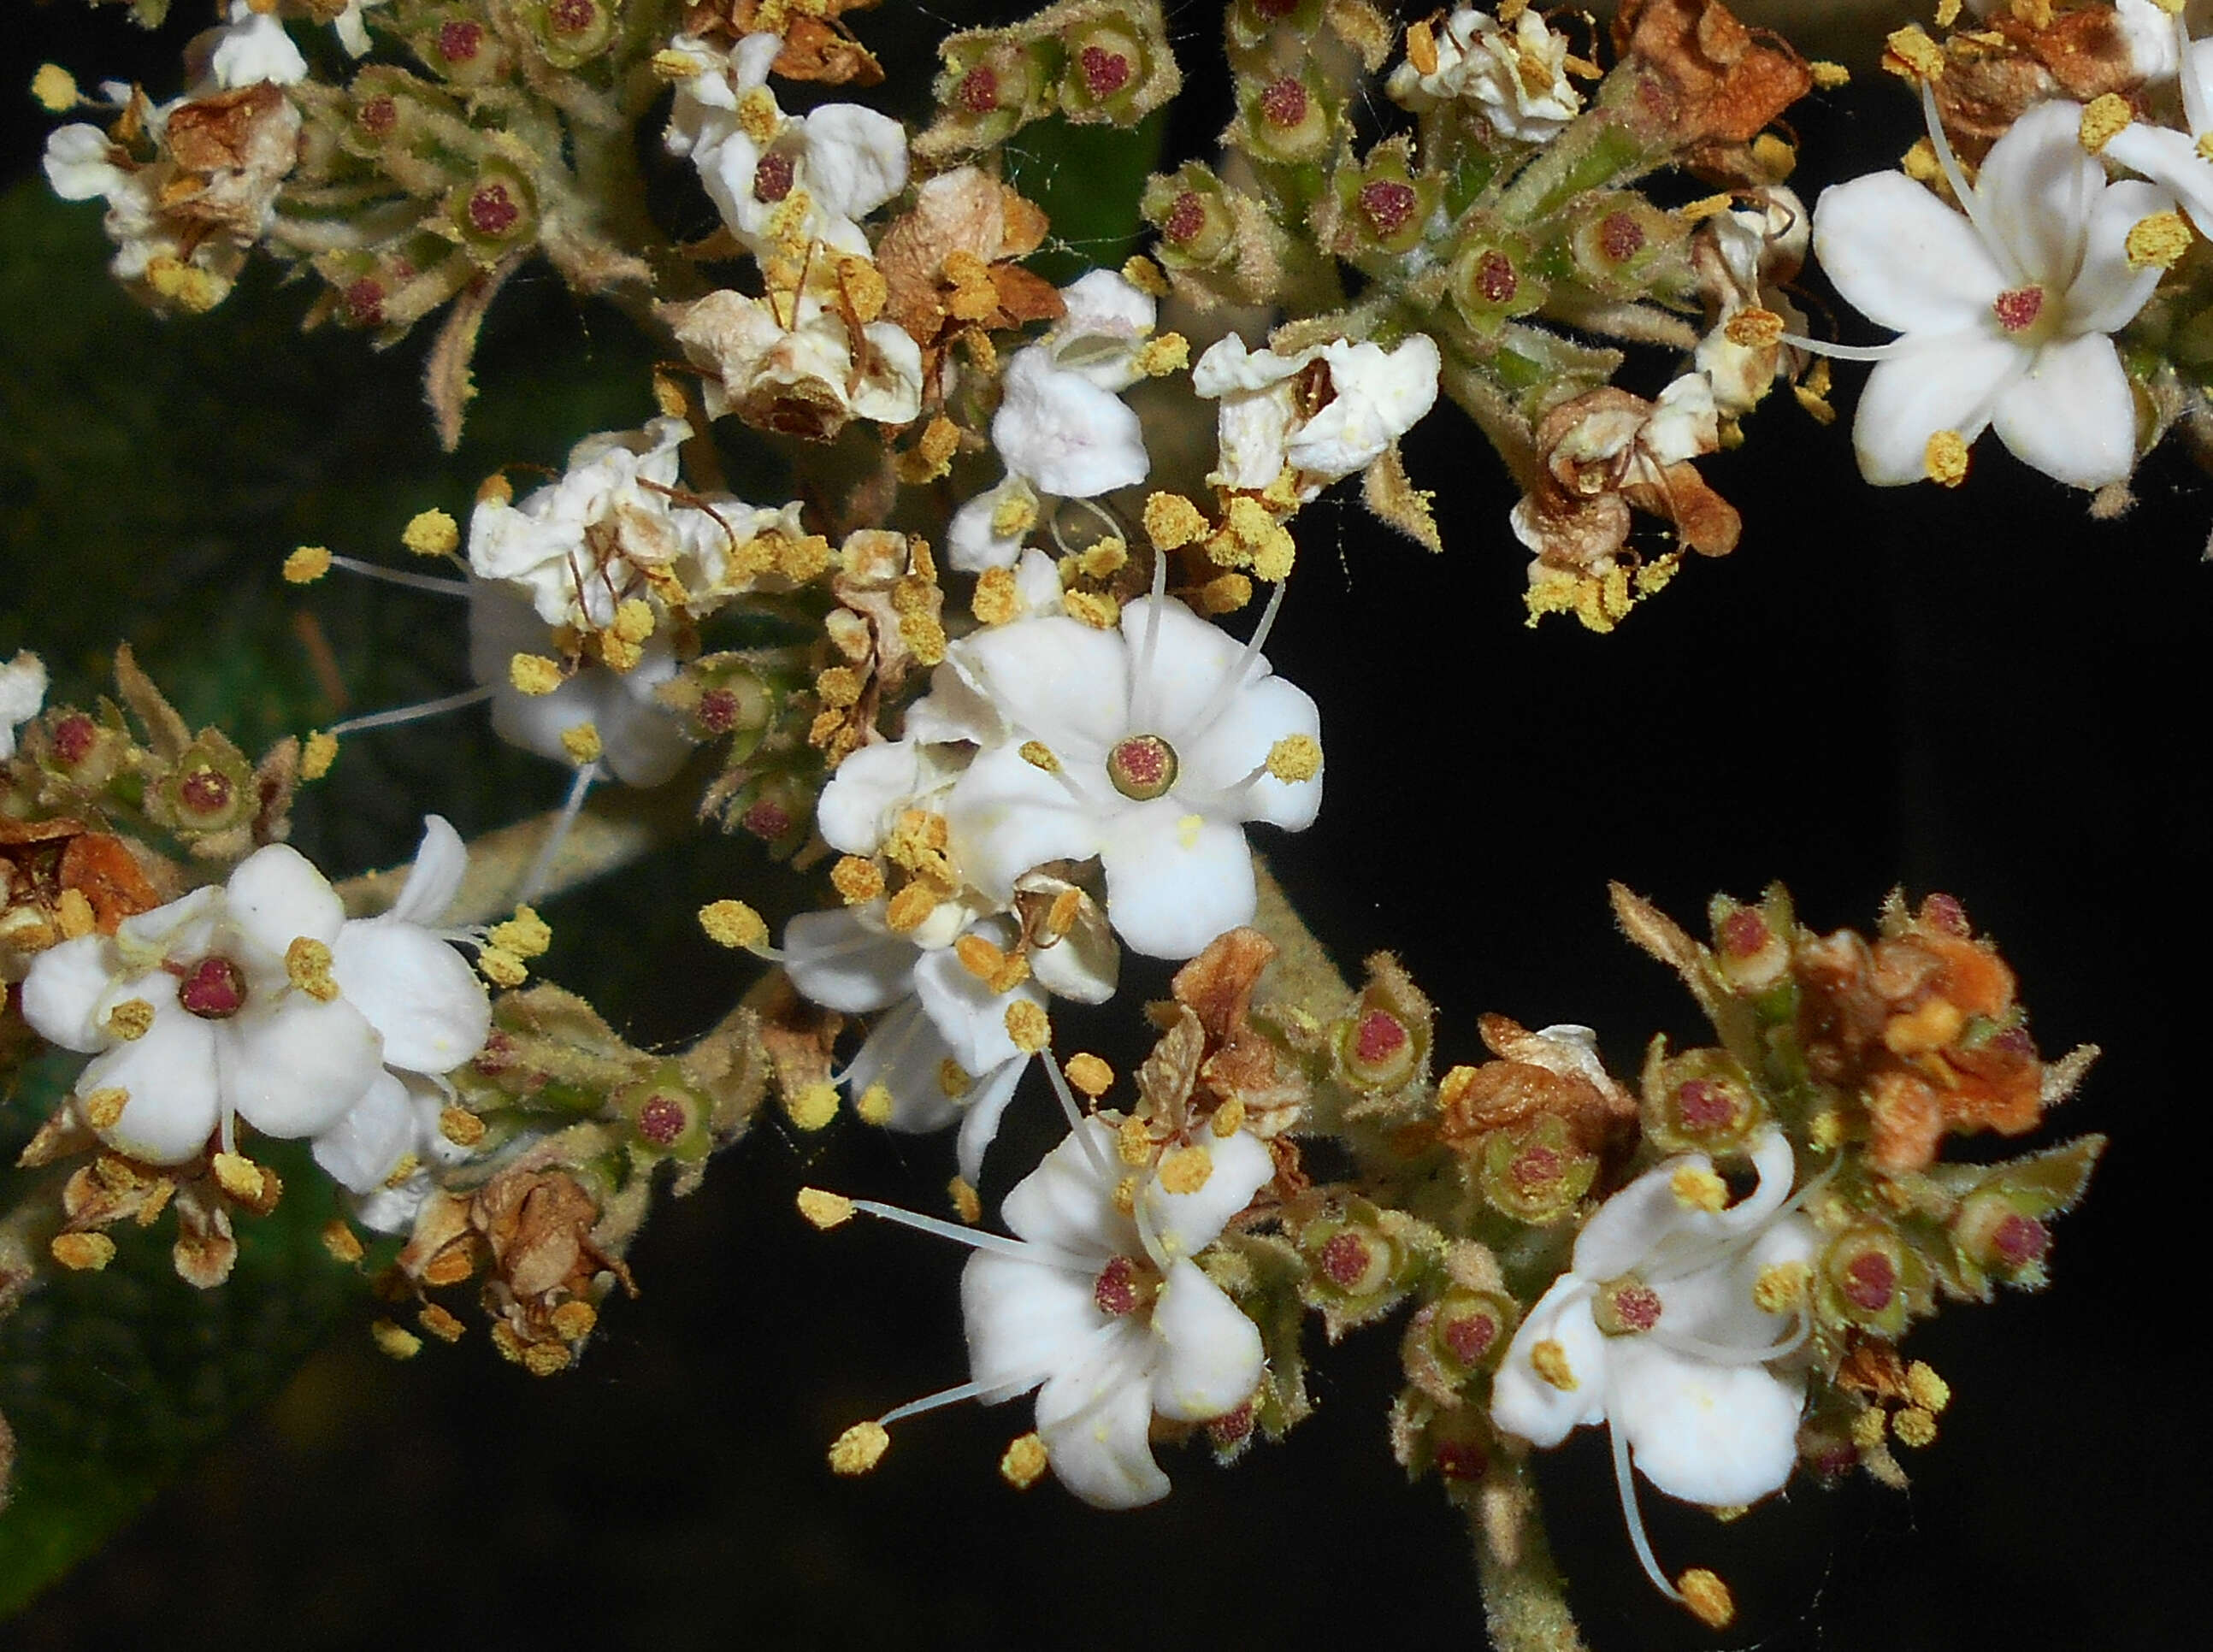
[1058,18,1151,121]
[1334,151,1437,257]
[1402,1287,1516,1401]
[1447,227,1546,334]
[410,12,512,90]
[1236,67,1332,164]
[1951,1189,2054,1284]
[1641,1046,1765,1154]
[616,1064,712,1163]
[727,771,811,856]
[1708,887,1794,995]
[669,659,776,753]
[1819,1224,1914,1336]
[447,160,538,265]
[147,736,255,837]
[1569,195,1690,301]
[1227,0,1324,56]
[35,710,127,789]
[1142,164,1236,268]
[1476,1114,1597,1224]
[519,0,620,71]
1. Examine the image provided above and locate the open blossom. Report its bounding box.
[670,286,924,440]
[1192,332,1440,503]
[1385,6,1581,141]
[204,2,308,90]
[1691,186,1810,418]
[1812,97,2172,489]
[2103,9,2213,235]
[20,818,490,1173]
[937,595,1322,961]
[0,650,45,761]
[1491,1129,1816,1600]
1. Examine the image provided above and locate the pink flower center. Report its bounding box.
[53,714,98,766]
[1166,190,1207,245]
[958,65,1000,113]
[1319,1230,1376,1289]
[358,96,397,136]
[1992,285,2045,333]
[468,183,520,237]
[179,769,233,817]
[752,151,794,204]
[1434,1440,1489,1481]
[1442,1311,1497,1366]
[1353,1010,1407,1067]
[637,1094,687,1147]
[344,279,386,327]
[1598,211,1644,263]
[1259,76,1308,129]
[550,0,595,32]
[1718,908,1769,958]
[1106,734,1177,801]
[740,799,791,841]
[1675,1078,1736,1130]
[438,21,482,62]
[1078,45,1133,101]
[1510,1143,1561,1189]
[1994,1212,2050,1266]
[1473,249,1517,305]
[1842,1249,1897,1312]
[1601,1278,1664,1334]
[1094,1254,1143,1315]
[1359,179,1418,239]
[178,956,248,1019]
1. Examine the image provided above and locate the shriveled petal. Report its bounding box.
[388,816,468,925]
[962,1249,1115,1400]
[1097,804,1256,962]
[116,886,221,964]
[991,349,1148,499]
[944,741,1108,904]
[1191,333,1308,397]
[1490,1277,1609,1448]
[1975,99,2098,286]
[800,104,908,220]
[1033,1330,1171,1508]
[1177,673,1322,832]
[913,931,1039,1077]
[1811,172,2008,335]
[1139,1127,1273,1265]
[80,1010,221,1164]
[226,844,345,972]
[1000,1117,1142,1259]
[784,908,918,1012]
[20,935,121,1051]
[1148,1258,1263,1422]
[329,919,490,1076]
[817,738,922,856]
[957,614,1130,755]
[846,998,963,1132]
[1289,337,1441,480]
[1608,1339,1806,1507]
[220,995,382,1139]
[43,125,124,202]
[955,1058,1030,1188]
[1024,916,1119,1005]
[2062,175,2175,333]
[312,1069,417,1195]
[1850,334,2021,486]
[1992,332,2138,488]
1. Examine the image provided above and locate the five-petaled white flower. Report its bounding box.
[1490,1128,1817,1605]
[937,593,1323,961]
[21,817,491,1175]
[2102,6,2213,236]
[1385,5,1581,142]
[1192,332,1440,503]
[1811,95,2172,489]
[0,650,46,761]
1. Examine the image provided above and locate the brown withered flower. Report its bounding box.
[1930,3,2149,163]
[1158,926,1308,1140]
[686,0,885,86]
[1511,382,1741,575]
[1,817,165,980]
[1437,1014,1639,1158]
[874,167,1063,375]
[1613,0,1811,174]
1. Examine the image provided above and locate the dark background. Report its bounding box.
[3,3,2206,1648]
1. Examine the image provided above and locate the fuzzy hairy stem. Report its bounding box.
[1472,1459,1591,1652]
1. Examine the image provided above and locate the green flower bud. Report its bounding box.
[1334,151,1437,257]
[1567,194,1690,300]
[1447,225,1547,334]
[616,1063,713,1163]
[1641,1045,1765,1154]
[410,11,513,90]
[1476,1114,1596,1224]
[519,0,623,72]
[146,735,255,837]
[1057,18,1150,121]
[1142,165,1236,268]
[1236,67,1333,165]
[447,160,539,264]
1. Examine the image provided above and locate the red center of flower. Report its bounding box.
[697,688,739,733]
[1474,249,1518,305]
[1675,1078,1736,1130]
[1921,892,1969,934]
[1253,0,1298,17]
[1604,1280,1664,1333]
[1442,1311,1498,1366]
[637,1094,687,1147]
[958,65,1000,113]
[1353,1010,1407,1066]
[343,279,387,327]
[1510,1143,1561,1189]
[740,799,791,840]
[1718,908,1769,958]
[1094,1254,1143,1315]
[1207,1401,1255,1445]
[1259,75,1308,129]
[1320,1230,1376,1290]
[1992,1025,2034,1057]
[1993,1212,2050,1266]
[1079,45,1134,100]
[1598,211,1644,263]
[468,183,520,237]
[1842,1250,1897,1312]
[178,956,248,1019]
[438,20,483,62]
[358,95,397,136]
[53,714,97,765]
[1359,179,1419,238]
[1992,285,2045,333]
[1165,190,1207,245]
[1106,734,1177,801]
[752,151,794,204]
[550,0,595,32]
[179,769,233,817]
[1433,1440,1489,1481]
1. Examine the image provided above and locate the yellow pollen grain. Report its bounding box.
[1121,255,1169,298]
[1266,735,1322,784]
[1923,429,1971,487]
[900,611,948,666]
[1531,1338,1578,1391]
[1000,1431,1049,1489]
[1019,740,1060,773]
[509,652,563,696]
[1112,1175,1138,1214]
[1753,1260,1809,1313]
[778,534,833,583]
[1679,1568,1735,1631]
[1810,60,1850,89]
[1851,1406,1889,1449]
[303,730,338,780]
[551,1299,598,1342]
[699,899,770,950]
[599,634,644,676]
[838,256,888,326]
[987,953,1030,994]
[1671,1165,1727,1212]
[559,722,604,764]
[1077,536,1129,580]
[51,1231,116,1271]
[2126,209,2193,270]
[1750,133,1796,179]
[1406,19,1439,76]
[972,566,1020,625]
[1135,333,1189,377]
[651,46,705,80]
[145,257,223,313]
[1196,572,1253,615]
[1062,588,1120,629]
[736,86,781,144]
[949,1176,982,1224]
[489,906,552,959]
[798,1187,857,1230]
[1142,492,1209,551]
[1004,999,1051,1054]
[1906,1360,1951,1414]
[1212,1097,1247,1137]
[1044,888,1084,939]
[1158,1145,1213,1194]
[956,934,1009,983]
[56,888,94,940]
[1118,1116,1153,1166]
[371,1319,423,1360]
[2080,93,2132,155]
[1065,1053,1113,1099]
[939,1057,972,1099]
[383,1152,420,1190]
[284,935,339,1004]
[832,855,887,906]
[816,665,862,708]
[82,1086,128,1130]
[283,545,331,584]
[1884,25,1945,83]
[1935,0,1962,25]
[919,416,961,469]
[829,1420,890,1476]
[784,1082,841,1132]
[104,999,155,1041]
[1724,306,1785,349]
[420,1303,467,1342]
[438,1106,487,1148]
[322,1218,365,1265]
[856,1083,894,1125]
[611,598,656,646]
[1891,1406,1939,1448]
[885,880,941,934]
[402,509,459,558]
[478,947,528,988]
[32,63,79,112]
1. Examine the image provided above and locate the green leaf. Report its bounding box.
[1003,109,1167,286]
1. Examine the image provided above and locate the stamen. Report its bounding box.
[848,1198,1095,1272]
[327,554,472,596]
[1776,330,1903,363]
[1645,1310,1809,1366]
[1174,576,1289,752]
[1042,1059,1116,1180]
[322,682,495,737]
[1125,546,1172,735]
[876,1378,993,1427]
[1609,1415,1689,1605]
[2181,12,2210,141]
[1919,78,2020,283]
[516,759,602,907]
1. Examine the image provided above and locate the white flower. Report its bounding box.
[207,3,309,90]
[1192,333,1440,502]
[937,594,1322,961]
[1692,186,1811,418]
[328,1,385,58]
[21,818,490,1172]
[2104,10,2213,235]
[1811,97,2171,489]
[1384,7,1580,142]
[1491,1129,1817,1602]
[0,650,46,760]
[671,286,924,440]
[664,32,780,163]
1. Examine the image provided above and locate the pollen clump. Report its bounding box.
[50,1231,115,1271]
[798,1187,857,1230]
[1906,1360,1951,1413]
[1265,735,1322,783]
[1679,1568,1735,1630]
[1000,1432,1050,1489]
[699,899,769,950]
[1531,1338,1578,1391]
[283,545,332,583]
[1158,1145,1213,1194]
[829,1420,891,1476]
[2078,93,2131,155]
[856,1083,894,1125]
[2126,210,2193,271]
[1004,999,1050,1054]
[401,509,460,558]
[1892,1406,1939,1448]
[1064,1053,1114,1098]
[82,1087,128,1130]
[784,1082,841,1131]
[1670,1165,1727,1212]
[949,1176,982,1224]
[1923,429,1971,487]
[371,1319,423,1360]
[1142,491,1209,550]
[302,731,339,779]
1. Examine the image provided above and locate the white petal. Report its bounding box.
[799,104,909,220]
[1975,100,2098,286]
[220,995,383,1139]
[1811,172,2007,335]
[817,739,922,856]
[1191,333,1307,397]
[311,1069,417,1194]
[388,816,468,925]
[1608,1339,1806,1507]
[991,349,1148,499]
[912,933,1038,1077]
[209,13,308,89]
[1289,337,1442,480]
[1024,920,1119,1005]
[1490,1277,1609,1448]
[594,652,695,788]
[845,997,964,1131]
[957,614,1131,756]
[1991,332,2138,488]
[329,919,490,1075]
[961,1248,1113,1399]
[225,844,345,973]
[1139,1128,1273,1264]
[20,935,121,1052]
[1177,672,1322,832]
[1850,334,2021,487]
[1033,1330,1171,1508]
[944,741,1108,904]
[783,908,918,1012]
[1120,596,1252,745]
[2060,177,2172,336]
[1148,1258,1263,1422]
[42,125,123,202]
[1097,804,1256,962]
[80,1010,222,1163]
[1000,1117,1142,1258]
[954,1058,1030,1188]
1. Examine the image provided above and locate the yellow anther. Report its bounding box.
[286,936,340,1003]
[1750,133,1796,180]
[991,487,1039,540]
[1883,25,1945,83]
[885,880,941,934]
[302,731,338,780]
[1018,740,1060,773]
[1142,492,1209,551]
[972,566,1020,625]
[551,1299,598,1342]
[1000,1432,1050,1489]
[1884,996,1965,1055]
[949,1176,982,1224]
[829,1420,890,1476]
[1923,430,1970,487]
[1671,1165,1727,1212]
[1810,60,1850,89]
[1753,1260,1809,1313]
[438,1106,487,1148]
[212,1151,270,1205]
[1531,1339,1579,1391]
[1004,999,1051,1055]
[1724,306,1785,349]
[956,934,1010,982]
[651,47,705,80]
[938,1058,971,1100]
[55,888,95,939]
[32,63,79,112]
[1678,1568,1735,1630]
[798,1188,856,1230]
[1076,536,1129,580]
[987,953,1031,994]
[401,509,459,558]
[1118,1116,1153,1166]
[322,1218,366,1265]
[1852,1407,1890,1449]
[784,1083,840,1131]
[1195,573,1253,614]
[1062,589,1120,629]
[1158,1145,1213,1195]
[735,85,781,143]
[145,257,223,313]
[611,598,656,645]
[478,947,528,988]
[1134,333,1189,377]
[488,906,552,959]
[900,611,948,667]
[832,855,887,905]
[777,534,833,583]
[370,1319,422,1360]
[2080,93,2132,155]
[104,999,155,1041]
[700,900,770,949]
[838,256,888,326]
[419,1303,465,1342]
[1064,1053,1113,1099]
[50,1231,115,1271]
[283,545,331,584]
[1121,255,1169,298]
[1211,1097,1247,1137]
[1905,1360,1951,1414]
[559,722,603,764]
[1265,735,1322,784]
[1808,1107,1844,1151]
[1934,0,1962,25]
[815,665,862,708]
[1406,19,1439,75]
[2126,209,2193,271]
[1891,1406,1939,1448]
[856,1083,894,1125]
[2198,131,2213,164]
[82,1086,128,1130]
[1112,1175,1138,1214]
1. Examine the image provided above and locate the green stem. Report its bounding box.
[1470,1460,1592,1652]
